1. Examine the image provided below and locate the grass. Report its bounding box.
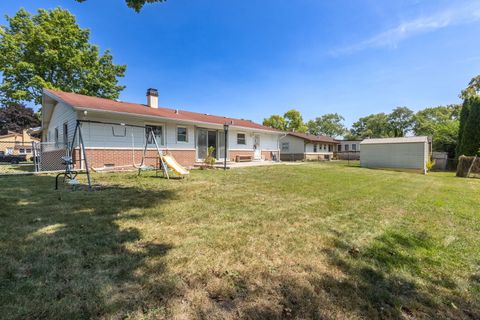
[0,162,35,174]
[0,162,479,319]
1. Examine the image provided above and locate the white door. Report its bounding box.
[254,135,261,160]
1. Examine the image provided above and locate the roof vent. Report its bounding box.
[146,88,158,109]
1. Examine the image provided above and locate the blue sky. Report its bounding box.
[1,0,480,127]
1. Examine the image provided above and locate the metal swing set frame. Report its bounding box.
[57,119,169,191]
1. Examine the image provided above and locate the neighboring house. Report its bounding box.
[280,132,339,161]
[335,139,362,160]
[41,88,282,168]
[360,136,432,174]
[0,129,40,157]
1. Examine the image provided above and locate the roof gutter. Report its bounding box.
[75,106,281,134]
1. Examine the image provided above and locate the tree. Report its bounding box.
[307,113,347,137]
[413,104,461,157]
[263,115,286,131]
[0,103,40,132]
[76,0,166,12]
[460,75,480,100]
[284,109,307,133]
[388,107,414,137]
[349,113,392,139]
[0,8,126,106]
[457,96,480,156]
[456,100,471,157]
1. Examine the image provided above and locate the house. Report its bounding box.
[335,139,362,160]
[280,132,339,161]
[360,136,432,173]
[0,129,40,157]
[41,88,282,169]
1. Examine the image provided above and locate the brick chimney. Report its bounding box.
[146,88,158,108]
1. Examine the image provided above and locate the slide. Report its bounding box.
[162,154,190,176]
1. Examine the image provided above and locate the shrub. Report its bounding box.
[426,158,436,172]
[203,146,216,168]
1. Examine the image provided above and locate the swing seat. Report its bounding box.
[68,179,79,186]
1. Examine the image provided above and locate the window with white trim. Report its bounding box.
[237,133,246,145]
[281,142,289,152]
[146,125,164,145]
[313,144,318,152]
[345,144,349,151]
[177,127,188,142]
[352,144,357,151]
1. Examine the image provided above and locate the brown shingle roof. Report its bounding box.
[287,131,339,144]
[45,89,279,132]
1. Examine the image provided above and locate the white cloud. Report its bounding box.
[331,2,480,55]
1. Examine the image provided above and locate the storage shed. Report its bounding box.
[360,136,431,173]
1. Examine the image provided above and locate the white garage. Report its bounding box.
[360,136,431,173]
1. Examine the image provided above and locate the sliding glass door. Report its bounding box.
[197,128,227,160]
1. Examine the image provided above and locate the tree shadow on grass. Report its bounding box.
[200,229,480,320]
[0,175,179,319]
[282,230,480,319]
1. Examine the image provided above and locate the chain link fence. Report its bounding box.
[0,141,68,175]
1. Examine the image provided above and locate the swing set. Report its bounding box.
[57,119,188,191]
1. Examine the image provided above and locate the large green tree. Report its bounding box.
[456,100,471,157]
[457,97,480,157]
[284,109,307,133]
[388,106,414,137]
[263,114,286,131]
[307,113,346,137]
[349,113,392,139]
[413,104,461,157]
[0,8,126,105]
[76,0,166,12]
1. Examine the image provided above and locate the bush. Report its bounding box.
[426,158,436,172]
[203,146,216,168]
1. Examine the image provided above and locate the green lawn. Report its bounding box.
[0,163,479,319]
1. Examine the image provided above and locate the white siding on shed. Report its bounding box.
[360,139,428,171]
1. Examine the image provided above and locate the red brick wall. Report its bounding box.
[73,149,196,169]
[262,150,279,161]
[229,150,254,162]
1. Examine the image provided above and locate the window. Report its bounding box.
[177,127,188,142]
[345,144,349,151]
[352,144,357,151]
[54,127,59,146]
[313,144,318,152]
[281,142,289,152]
[63,123,68,145]
[237,133,246,145]
[112,125,126,137]
[146,125,164,145]
[338,145,342,152]
[19,148,25,154]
